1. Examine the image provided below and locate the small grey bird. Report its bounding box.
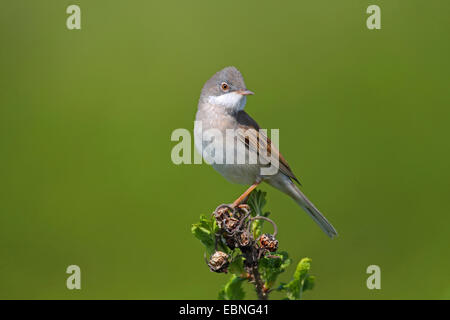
[194,66,337,238]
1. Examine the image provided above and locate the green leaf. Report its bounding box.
[293,257,312,283]
[303,275,315,292]
[247,190,271,237]
[259,251,291,288]
[228,249,245,275]
[248,190,267,217]
[284,258,313,300]
[218,274,245,300]
[191,215,216,255]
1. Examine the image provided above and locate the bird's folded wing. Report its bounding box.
[236,111,300,184]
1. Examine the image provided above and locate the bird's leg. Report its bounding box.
[231,181,261,208]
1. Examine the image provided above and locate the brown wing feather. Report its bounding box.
[235,110,301,184]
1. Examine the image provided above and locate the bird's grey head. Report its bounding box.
[199,66,254,111]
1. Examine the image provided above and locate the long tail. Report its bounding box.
[270,177,338,238]
[293,185,338,238]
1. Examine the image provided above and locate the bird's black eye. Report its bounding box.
[220,82,229,92]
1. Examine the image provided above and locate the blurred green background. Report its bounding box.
[1,0,449,299]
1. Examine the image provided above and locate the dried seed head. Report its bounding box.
[224,216,239,232]
[239,231,251,247]
[208,251,229,273]
[258,233,278,252]
[214,207,229,225]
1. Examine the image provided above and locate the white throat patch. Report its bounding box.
[208,92,246,110]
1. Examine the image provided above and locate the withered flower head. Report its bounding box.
[224,216,239,232]
[258,233,278,252]
[213,206,229,225]
[239,231,251,247]
[208,251,229,273]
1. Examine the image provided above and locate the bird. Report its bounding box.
[194,66,337,238]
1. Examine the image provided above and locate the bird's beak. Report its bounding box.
[237,90,254,96]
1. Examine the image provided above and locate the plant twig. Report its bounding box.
[192,190,316,300]
[252,266,268,300]
[207,203,278,299]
